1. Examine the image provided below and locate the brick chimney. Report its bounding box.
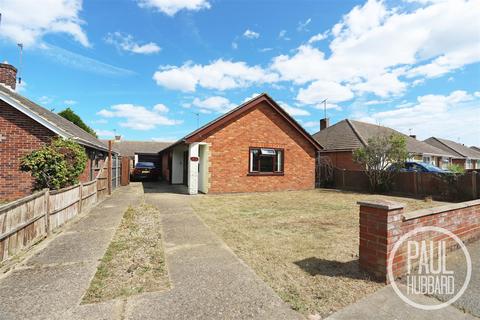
[0,62,17,90]
[320,118,330,131]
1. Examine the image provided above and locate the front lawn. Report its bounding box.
[192,189,444,318]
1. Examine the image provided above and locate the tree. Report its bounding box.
[353,133,409,192]
[21,138,88,190]
[58,107,97,138]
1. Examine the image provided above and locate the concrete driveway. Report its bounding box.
[0,182,302,320]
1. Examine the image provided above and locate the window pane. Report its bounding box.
[261,148,276,155]
[259,156,274,172]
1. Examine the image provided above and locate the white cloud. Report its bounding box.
[358,90,480,146]
[300,120,319,129]
[278,102,310,116]
[64,99,77,105]
[41,44,135,76]
[297,18,312,32]
[97,103,181,130]
[153,103,169,113]
[0,0,89,47]
[308,32,328,44]
[136,0,211,16]
[242,93,262,103]
[105,32,161,54]
[297,80,354,104]
[37,96,53,105]
[95,129,116,138]
[271,0,480,101]
[278,30,290,40]
[243,29,260,39]
[231,42,238,49]
[191,96,235,113]
[153,59,278,92]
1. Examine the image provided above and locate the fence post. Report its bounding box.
[78,183,83,214]
[108,141,112,195]
[473,171,477,200]
[413,172,418,197]
[44,189,51,235]
[342,169,346,188]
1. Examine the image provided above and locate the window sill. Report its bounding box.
[247,172,284,176]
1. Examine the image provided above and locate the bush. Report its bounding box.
[21,138,87,190]
[446,163,465,174]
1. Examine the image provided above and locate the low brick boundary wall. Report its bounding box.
[358,199,480,282]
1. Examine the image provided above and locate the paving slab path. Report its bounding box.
[0,184,142,320]
[0,182,302,320]
[125,182,303,320]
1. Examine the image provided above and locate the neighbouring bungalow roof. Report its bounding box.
[312,119,455,158]
[0,84,109,152]
[163,93,322,152]
[424,137,480,160]
[105,140,173,157]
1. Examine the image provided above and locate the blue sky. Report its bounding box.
[0,0,479,145]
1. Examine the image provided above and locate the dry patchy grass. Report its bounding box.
[83,204,169,303]
[192,188,444,317]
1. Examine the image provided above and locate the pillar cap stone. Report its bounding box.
[357,200,405,210]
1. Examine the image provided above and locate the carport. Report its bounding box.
[160,142,209,195]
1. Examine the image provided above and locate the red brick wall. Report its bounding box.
[358,200,480,282]
[201,101,317,193]
[0,101,56,200]
[321,150,363,171]
[0,101,97,201]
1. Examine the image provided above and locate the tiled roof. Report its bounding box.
[313,119,455,157]
[424,137,480,160]
[0,84,108,151]
[104,140,173,157]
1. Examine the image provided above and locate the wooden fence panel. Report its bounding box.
[0,190,48,262]
[0,156,122,264]
[48,185,81,230]
[81,180,97,212]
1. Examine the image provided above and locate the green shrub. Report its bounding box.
[21,138,87,190]
[446,163,465,174]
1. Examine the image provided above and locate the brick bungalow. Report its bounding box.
[424,137,480,169]
[0,63,109,201]
[312,119,455,171]
[159,93,322,194]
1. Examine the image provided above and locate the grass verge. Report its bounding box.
[82,203,169,303]
[192,188,444,317]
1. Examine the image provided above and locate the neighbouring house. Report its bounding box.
[0,62,110,201]
[312,119,455,171]
[159,93,322,194]
[424,137,480,170]
[472,146,480,153]
[103,137,172,170]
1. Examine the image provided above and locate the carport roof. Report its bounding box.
[105,140,173,157]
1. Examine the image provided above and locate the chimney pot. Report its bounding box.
[0,62,17,90]
[320,118,330,131]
